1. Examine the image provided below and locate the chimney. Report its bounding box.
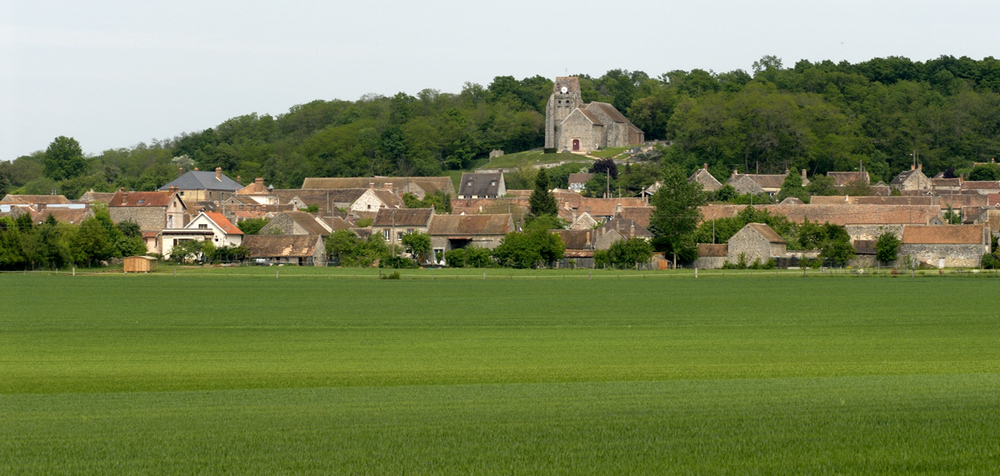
[236,175,241,185]
[178,167,183,178]
[255,177,264,187]
[911,164,915,171]
[615,202,623,217]
[586,231,591,247]
[703,163,708,170]
[194,167,199,171]
[801,169,808,181]
[918,164,922,172]
[384,182,393,191]
[629,223,635,239]
[785,168,790,174]
[215,167,222,182]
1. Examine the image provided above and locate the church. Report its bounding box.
[544,77,644,154]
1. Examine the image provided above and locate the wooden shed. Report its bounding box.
[123,256,156,273]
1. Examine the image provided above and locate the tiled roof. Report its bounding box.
[697,243,728,257]
[961,181,1000,190]
[568,173,594,185]
[31,206,92,225]
[730,173,786,191]
[827,171,870,187]
[902,225,984,244]
[285,211,332,236]
[237,178,271,195]
[243,235,321,258]
[746,223,787,244]
[620,207,652,228]
[373,208,433,227]
[598,216,653,238]
[203,212,243,235]
[300,177,456,197]
[577,197,647,217]
[590,102,631,125]
[1,194,70,205]
[577,108,604,125]
[428,214,511,236]
[555,230,595,251]
[109,190,177,207]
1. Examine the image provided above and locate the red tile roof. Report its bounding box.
[109,190,177,207]
[204,211,243,235]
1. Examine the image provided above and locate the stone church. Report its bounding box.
[544,77,644,154]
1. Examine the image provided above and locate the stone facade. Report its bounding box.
[544,76,643,153]
[726,223,787,266]
[890,165,932,192]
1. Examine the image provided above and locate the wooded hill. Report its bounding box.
[4,55,1000,199]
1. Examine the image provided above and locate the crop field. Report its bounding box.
[2,272,1000,474]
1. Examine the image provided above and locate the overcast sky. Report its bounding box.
[2,0,998,161]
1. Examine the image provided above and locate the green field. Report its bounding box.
[480,149,591,170]
[2,272,1000,473]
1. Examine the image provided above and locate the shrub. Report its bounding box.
[444,248,466,267]
[982,253,1000,269]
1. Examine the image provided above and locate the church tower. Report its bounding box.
[544,77,583,149]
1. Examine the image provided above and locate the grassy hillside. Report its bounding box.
[2,273,999,473]
[479,149,592,170]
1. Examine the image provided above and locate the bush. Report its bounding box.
[379,256,419,269]
[380,271,401,279]
[982,253,1000,269]
[444,248,466,267]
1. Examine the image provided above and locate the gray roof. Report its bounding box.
[458,173,503,198]
[159,170,242,192]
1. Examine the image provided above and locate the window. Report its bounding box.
[466,181,473,187]
[198,224,208,229]
[407,229,414,234]
[138,199,144,204]
[383,229,390,240]
[397,232,404,241]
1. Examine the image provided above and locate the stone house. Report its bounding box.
[727,223,787,265]
[76,190,116,204]
[568,173,594,192]
[458,172,506,199]
[890,164,931,192]
[726,170,794,196]
[689,165,723,192]
[259,211,332,236]
[242,235,326,266]
[350,188,404,216]
[899,224,989,268]
[300,177,456,200]
[569,212,599,230]
[236,177,277,205]
[429,214,513,264]
[159,167,242,202]
[184,211,244,248]
[109,189,186,231]
[694,243,728,269]
[544,76,644,153]
[373,207,434,247]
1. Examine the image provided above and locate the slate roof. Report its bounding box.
[109,190,178,207]
[428,214,511,236]
[902,225,985,244]
[159,170,241,192]
[729,173,786,191]
[243,235,321,258]
[373,208,433,227]
[458,173,504,198]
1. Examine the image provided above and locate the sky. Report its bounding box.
[2,0,999,162]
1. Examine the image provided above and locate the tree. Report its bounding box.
[968,164,1000,181]
[600,238,654,269]
[589,158,618,180]
[649,164,705,264]
[777,171,809,202]
[237,218,269,235]
[401,232,431,263]
[170,240,205,263]
[875,231,901,264]
[44,136,87,181]
[805,175,838,196]
[492,229,564,268]
[528,168,558,220]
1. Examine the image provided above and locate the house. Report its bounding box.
[30,204,93,225]
[689,164,723,192]
[158,167,242,202]
[76,190,116,204]
[258,211,332,236]
[567,173,594,192]
[726,170,791,196]
[184,211,244,248]
[899,224,989,268]
[350,188,404,216]
[108,188,186,231]
[890,164,931,192]
[694,243,728,270]
[236,177,277,205]
[827,171,870,189]
[594,215,653,249]
[242,235,326,266]
[300,177,456,200]
[160,228,215,259]
[373,208,434,246]
[569,212,599,230]
[429,214,513,264]
[458,172,506,199]
[544,77,644,153]
[1,194,70,205]
[727,223,787,265]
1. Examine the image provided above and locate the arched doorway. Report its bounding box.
[572,139,580,151]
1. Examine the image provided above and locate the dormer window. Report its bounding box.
[138,199,144,204]
[467,181,473,187]
[490,181,497,186]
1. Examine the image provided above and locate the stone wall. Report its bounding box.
[899,243,987,268]
[845,224,904,241]
[559,111,604,152]
[727,229,772,265]
[110,207,165,231]
[693,256,727,269]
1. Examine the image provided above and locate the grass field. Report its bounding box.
[2,272,1000,473]
[480,149,591,170]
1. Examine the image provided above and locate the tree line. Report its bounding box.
[4,55,1000,200]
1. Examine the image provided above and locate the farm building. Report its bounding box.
[727,223,787,266]
[123,256,156,273]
